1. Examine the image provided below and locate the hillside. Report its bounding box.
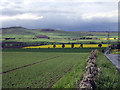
[2,27,83,38]
[2,26,118,37]
[1,27,118,44]
[2,27,36,35]
[2,27,68,35]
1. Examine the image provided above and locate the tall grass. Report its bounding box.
[52,54,89,88]
[96,53,120,88]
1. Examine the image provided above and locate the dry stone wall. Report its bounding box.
[78,50,100,89]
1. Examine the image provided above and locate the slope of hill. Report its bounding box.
[2,27,83,38]
[1,26,118,44]
[2,27,36,35]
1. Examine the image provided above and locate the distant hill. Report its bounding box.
[2,27,36,35]
[2,26,118,39]
[2,27,83,38]
[2,27,67,35]
[2,26,25,30]
[39,29,59,32]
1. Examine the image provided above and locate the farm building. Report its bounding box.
[35,35,50,39]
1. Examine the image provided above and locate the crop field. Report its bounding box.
[110,49,120,54]
[1,27,119,88]
[2,27,118,44]
[2,37,118,44]
[2,49,90,88]
[23,44,111,48]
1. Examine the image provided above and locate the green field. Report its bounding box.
[1,27,119,88]
[51,51,120,88]
[109,49,120,54]
[2,47,120,88]
[2,27,118,44]
[96,53,120,88]
[2,48,91,88]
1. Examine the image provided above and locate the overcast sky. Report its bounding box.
[0,0,119,31]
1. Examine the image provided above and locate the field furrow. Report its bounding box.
[2,52,64,72]
[2,51,89,88]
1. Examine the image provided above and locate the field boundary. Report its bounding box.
[78,50,100,89]
[0,55,63,74]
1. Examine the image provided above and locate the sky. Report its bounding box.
[0,0,119,31]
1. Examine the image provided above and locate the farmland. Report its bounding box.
[2,48,91,88]
[2,47,120,88]
[96,53,120,88]
[1,26,119,88]
[23,44,111,48]
[2,27,118,45]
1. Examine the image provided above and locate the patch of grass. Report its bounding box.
[2,51,89,88]
[110,49,120,54]
[52,55,88,88]
[2,52,64,72]
[2,48,106,53]
[96,53,120,89]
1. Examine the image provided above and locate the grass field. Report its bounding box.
[2,48,91,88]
[52,57,87,88]
[1,27,119,88]
[96,53,120,88]
[2,27,118,44]
[2,48,120,88]
[52,50,120,88]
[110,49,120,54]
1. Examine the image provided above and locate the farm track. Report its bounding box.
[0,55,63,74]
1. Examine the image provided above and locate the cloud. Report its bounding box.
[2,8,24,16]
[1,13,43,21]
[21,0,119,3]
[0,0,118,31]
[81,10,117,21]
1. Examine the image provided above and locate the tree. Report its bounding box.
[62,44,65,48]
[71,43,74,48]
[81,44,83,48]
[98,44,102,48]
[53,44,56,48]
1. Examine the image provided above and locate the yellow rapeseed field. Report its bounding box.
[109,38,115,40]
[55,45,62,48]
[100,38,107,40]
[101,44,111,47]
[74,44,81,48]
[83,44,99,48]
[64,44,72,48]
[23,44,111,48]
[100,38,118,40]
[24,45,53,48]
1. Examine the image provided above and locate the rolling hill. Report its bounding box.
[1,26,118,44]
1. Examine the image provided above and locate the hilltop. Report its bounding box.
[2,26,84,38]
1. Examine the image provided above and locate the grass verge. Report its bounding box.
[96,52,120,88]
[52,55,88,88]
